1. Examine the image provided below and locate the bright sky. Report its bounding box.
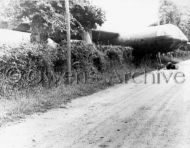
[92,0,160,34]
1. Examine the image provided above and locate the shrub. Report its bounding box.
[96,45,133,67]
[0,43,58,91]
[59,41,105,73]
[0,41,107,92]
[0,40,135,94]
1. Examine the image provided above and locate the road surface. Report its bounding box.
[0,61,190,148]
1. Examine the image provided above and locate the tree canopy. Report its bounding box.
[158,0,190,39]
[159,0,181,25]
[1,0,105,43]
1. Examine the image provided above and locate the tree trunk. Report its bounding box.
[82,30,92,44]
[30,14,49,43]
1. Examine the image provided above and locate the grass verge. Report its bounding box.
[0,61,155,127]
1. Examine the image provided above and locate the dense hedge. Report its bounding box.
[97,45,133,65]
[0,44,58,90]
[0,41,133,91]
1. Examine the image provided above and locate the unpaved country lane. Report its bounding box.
[0,61,190,148]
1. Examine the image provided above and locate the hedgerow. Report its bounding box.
[0,41,134,95]
[0,44,57,91]
[97,45,133,66]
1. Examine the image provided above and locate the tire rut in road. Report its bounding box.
[70,85,179,148]
[124,85,181,148]
[104,85,180,148]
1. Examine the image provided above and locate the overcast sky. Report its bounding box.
[92,0,160,34]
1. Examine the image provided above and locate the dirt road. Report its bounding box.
[0,61,190,148]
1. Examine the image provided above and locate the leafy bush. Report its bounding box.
[97,45,133,66]
[0,41,107,92]
[0,44,58,91]
[57,41,105,73]
[0,40,134,94]
[56,43,133,75]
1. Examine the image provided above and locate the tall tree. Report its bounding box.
[71,3,105,43]
[1,0,105,44]
[159,0,181,25]
[158,0,190,40]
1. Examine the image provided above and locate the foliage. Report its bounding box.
[0,40,135,91]
[159,0,181,25]
[0,43,58,90]
[60,41,105,72]
[1,0,105,43]
[0,41,104,90]
[158,0,190,39]
[97,45,133,65]
[71,3,105,31]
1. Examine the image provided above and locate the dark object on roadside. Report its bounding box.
[166,62,178,70]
